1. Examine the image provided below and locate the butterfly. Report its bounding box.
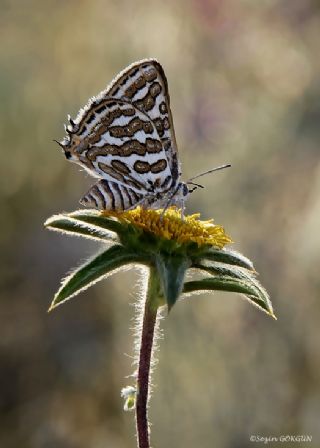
[56,59,229,212]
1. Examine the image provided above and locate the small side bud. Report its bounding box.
[121,386,136,412]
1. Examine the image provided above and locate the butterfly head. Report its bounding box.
[168,182,190,207]
[54,136,79,162]
[55,115,87,163]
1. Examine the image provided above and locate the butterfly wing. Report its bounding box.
[69,59,180,183]
[80,179,143,211]
[63,99,172,196]
[59,59,180,210]
[108,59,180,180]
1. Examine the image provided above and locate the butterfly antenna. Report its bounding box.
[187,164,231,182]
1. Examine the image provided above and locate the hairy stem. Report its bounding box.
[136,267,161,448]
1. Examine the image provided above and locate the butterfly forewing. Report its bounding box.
[107,60,180,178]
[77,99,172,190]
[59,59,181,211]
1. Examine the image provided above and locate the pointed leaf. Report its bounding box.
[201,248,254,270]
[183,277,275,317]
[45,215,117,242]
[195,260,267,292]
[156,254,190,311]
[68,210,125,235]
[193,261,258,282]
[193,261,273,316]
[50,245,150,310]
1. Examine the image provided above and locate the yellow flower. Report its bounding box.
[102,206,232,249]
[46,207,273,318]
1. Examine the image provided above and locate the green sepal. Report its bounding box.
[156,254,191,311]
[44,214,117,242]
[121,386,137,412]
[183,276,275,318]
[49,245,150,311]
[201,248,255,271]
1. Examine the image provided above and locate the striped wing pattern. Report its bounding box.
[59,59,181,211]
[80,180,143,210]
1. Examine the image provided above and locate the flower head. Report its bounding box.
[45,207,274,318]
[103,206,232,249]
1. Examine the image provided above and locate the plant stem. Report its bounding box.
[136,267,161,448]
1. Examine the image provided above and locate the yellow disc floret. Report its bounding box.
[103,207,232,249]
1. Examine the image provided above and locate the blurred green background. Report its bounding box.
[1,1,320,447]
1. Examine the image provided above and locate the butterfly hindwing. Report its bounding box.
[80,179,143,211]
[66,99,172,195]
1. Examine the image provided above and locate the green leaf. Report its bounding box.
[193,260,257,282]
[68,210,126,235]
[183,276,275,318]
[156,254,191,311]
[44,215,117,242]
[201,248,255,271]
[49,245,150,310]
[193,261,273,315]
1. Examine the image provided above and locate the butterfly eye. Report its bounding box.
[64,151,72,160]
[182,184,189,196]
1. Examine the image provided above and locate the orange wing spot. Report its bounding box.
[146,138,162,154]
[159,102,168,114]
[98,162,125,182]
[109,126,127,138]
[163,117,170,130]
[122,107,136,116]
[135,75,147,89]
[151,159,167,174]
[142,95,155,112]
[143,122,154,134]
[111,159,131,175]
[150,82,161,98]
[127,117,144,135]
[134,160,150,174]
[144,68,157,82]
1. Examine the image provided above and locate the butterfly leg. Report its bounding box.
[125,197,146,211]
[179,198,186,220]
[160,184,183,221]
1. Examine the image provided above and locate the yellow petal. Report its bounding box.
[103,207,233,249]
